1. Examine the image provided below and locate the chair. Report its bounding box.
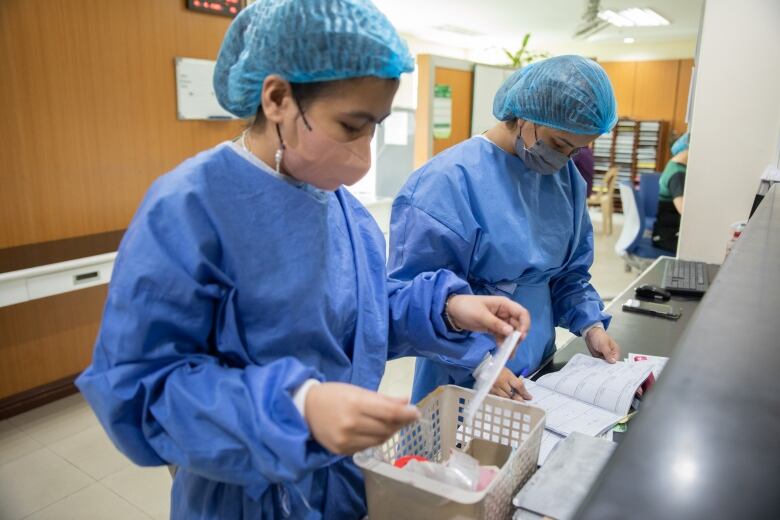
[614,181,674,272]
[587,166,619,235]
[638,172,661,231]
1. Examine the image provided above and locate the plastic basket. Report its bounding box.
[354,385,545,520]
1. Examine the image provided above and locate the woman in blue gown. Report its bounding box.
[388,56,623,404]
[75,1,529,518]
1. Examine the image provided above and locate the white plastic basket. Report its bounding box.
[354,385,545,520]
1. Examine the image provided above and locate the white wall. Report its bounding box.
[470,64,515,136]
[678,0,780,263]
[402,34,470,61]
[466,39,698,65]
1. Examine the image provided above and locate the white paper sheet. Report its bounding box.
[537,430,565,466]
[524,381,622,437]
[535,354,653,416]
[628,353,669,379]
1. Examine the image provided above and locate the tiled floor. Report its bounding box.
[0,395,170,519]
[0,211,636,519]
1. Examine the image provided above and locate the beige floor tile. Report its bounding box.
[0,448,92,519]
[11,399,99,446]
[378,357,415,398]
[25,482,150,520]
[101,465,172,519]
[0,422,42,466]
[8,394,88,428]
[48,425,131,480]
[555,327,576,348]
[590,221,640,299]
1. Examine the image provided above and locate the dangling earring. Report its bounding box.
[274,124,285,174]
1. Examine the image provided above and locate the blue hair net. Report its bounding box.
[214,0,414,118]
[671,133,689,155]
[493,55,618,135]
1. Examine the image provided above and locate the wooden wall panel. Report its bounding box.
[413,55,433,169]
[0,0,246,249]
[0,286,106,399]
[672,59,695,138]
[632,60,681,121]
[600,61,637,117]
[600,58,695,167]
[432,67,474,156]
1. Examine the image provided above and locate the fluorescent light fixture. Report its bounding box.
[598,9,634,27]
[623,7,670,26]
[598,7,670,27]
[624,37,636,44]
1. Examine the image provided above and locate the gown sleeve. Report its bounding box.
[549,205,611,335]
[386,197,496,372]
[76,183,337,488]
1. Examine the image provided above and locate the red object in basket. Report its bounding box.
[393,455,428,468]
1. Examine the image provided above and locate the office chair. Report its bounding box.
[638,172,661,231]
[615,181,673,272]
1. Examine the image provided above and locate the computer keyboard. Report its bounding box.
[662,259,710,296]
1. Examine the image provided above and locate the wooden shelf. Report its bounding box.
[591,118,669,212]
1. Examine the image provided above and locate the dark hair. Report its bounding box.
[251,81,335,129]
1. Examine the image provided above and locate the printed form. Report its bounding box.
[524,354,653,450]
[524,381,621,437]
[535,354,653,416]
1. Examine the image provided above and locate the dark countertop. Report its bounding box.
[0,230,125,274]
[534,257,718,379]
[574,186,780,519]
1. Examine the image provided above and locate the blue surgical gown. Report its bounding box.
[388,136,611,403]
[76,142,474,519]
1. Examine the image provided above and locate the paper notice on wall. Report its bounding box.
[175,57,237,120]
[433,84,452,139]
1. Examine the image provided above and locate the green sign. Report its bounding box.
[433,84,452,139]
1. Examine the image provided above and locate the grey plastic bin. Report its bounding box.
[354,385,545,520]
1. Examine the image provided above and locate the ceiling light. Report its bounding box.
[598,7,671,27]
[620,7,669,27]
[624,37,635,44]
[623,7,670,26]
[598,9,634,27]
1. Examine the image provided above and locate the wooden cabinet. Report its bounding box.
[600,58,694,167]
[0,286,106,402]
[673,59,695,137]
[0,0,244,415]
[632,60,681,120]
[600,61,637,118]
[0,0,245,250]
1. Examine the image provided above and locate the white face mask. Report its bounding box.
[514,122,571,175]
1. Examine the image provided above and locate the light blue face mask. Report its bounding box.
[514,122,572,175]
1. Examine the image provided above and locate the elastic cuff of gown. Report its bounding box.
[432,275,473,342]
[571,311,612,337]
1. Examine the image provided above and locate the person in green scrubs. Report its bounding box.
[652,133,689,253]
